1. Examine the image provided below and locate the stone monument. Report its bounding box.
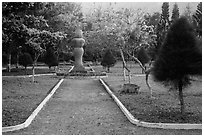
[70,29,87,73]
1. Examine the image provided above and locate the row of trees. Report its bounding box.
[98,3,202,116]
[83,2,202,64]
[2,2,202,75]
[2,2,83,82]
[93,2,202,74]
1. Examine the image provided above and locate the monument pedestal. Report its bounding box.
[70,65,87,73]
[70,47,87,73]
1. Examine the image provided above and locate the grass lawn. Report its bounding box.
[2,74,61,127]
[2,67,55,76]
[94,61,202,124]
[2,64,74,76]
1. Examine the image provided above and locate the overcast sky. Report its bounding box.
[81,2,199,15]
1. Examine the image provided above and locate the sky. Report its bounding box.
[81,2,199,15]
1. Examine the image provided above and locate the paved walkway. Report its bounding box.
[4,79,201,135]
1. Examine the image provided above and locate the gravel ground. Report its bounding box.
[3,79,201,135]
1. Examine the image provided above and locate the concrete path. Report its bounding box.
[4,79,201,135]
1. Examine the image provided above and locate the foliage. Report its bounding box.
[153,17,201,87]
[193,2,202,37]
[137,47,150,66]
[84,6,155,61]
[2,2,81,64]
[101,49,116,72]
[171,3,180,23]
[161,2,170,24]
[44,47,58,68]
[152,17,202,114]
[144,12,161,27]
[42,2,83,38]
[155,2,170,58]
[19,52,33,69]
[2,54,8,65]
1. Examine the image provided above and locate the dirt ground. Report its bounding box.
[3,78,201,135]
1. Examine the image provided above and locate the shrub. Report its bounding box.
[101,49,116,72]
[137,47,150,73]
[19,52,33,69]
[137,47,150,65]
[2,53,8,66]
[44,47,58,69]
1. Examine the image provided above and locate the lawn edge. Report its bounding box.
[2,78,64,133]
[99,78,202,130]
[2,73,56,78]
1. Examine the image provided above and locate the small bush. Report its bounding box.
[101,49,116,72]
[44,48,58,69]
[19,52,33,69]
[2,54,8,65]
[137,47,150,66]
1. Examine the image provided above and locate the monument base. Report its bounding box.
[56,65,106,78]
[70,65,87,73]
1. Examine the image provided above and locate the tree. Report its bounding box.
[44,47,58,70]
[193,2,202,37]
[155,2,170,58]
[144,12,160,27]
[19,52,33,74]
[171,3,180,23]
[152,17,202,116]
[25,26,66,83]
[137,47,150,73]
[43,2,83,38]
[2,2,47,72]
[101,49,116,72]
[161,2,170,26]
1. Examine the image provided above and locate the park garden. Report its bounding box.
[2,2,202,131]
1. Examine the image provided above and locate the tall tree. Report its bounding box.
[155,2,170,58]
[152,17,202,115]
[193,2,202,37]
[171,3,180,23]
[161,2,170,27]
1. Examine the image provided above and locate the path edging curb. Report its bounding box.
[2,79,64,133]
[2,73,56,78]
[99,78,202,130]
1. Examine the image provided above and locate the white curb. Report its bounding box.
[2,73,56,78]
[68,66,74,73]
[2,79,64,133]
[99,79,202,130]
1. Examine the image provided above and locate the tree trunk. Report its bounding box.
[32,63,35,83]
[178,80,185,115]
[120,48,127,81]
[7,54,11,72]
[25,67,27,75]
[107,67,110,72]
[16,54,19,68]
[123,67,126,81]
